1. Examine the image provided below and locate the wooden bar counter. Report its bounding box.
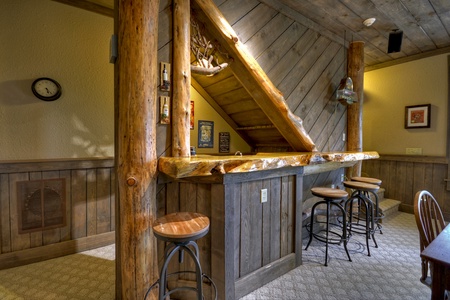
[157,151,379,300]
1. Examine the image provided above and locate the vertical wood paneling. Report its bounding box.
[280,176,289,256]
[0,160,115,265]
[42,171,61,246]
[86,169,97,237]
[0,174,8,253]
[239,182,251,276]
[28,172,43,248]
[59,170,71,242]
[261,178,271,266]
[71,169,87,239]
[362,157,450,219]
[10,173,30,252]
[232,182,241,281]
[96,168,111,234]
[287,175,294,254]
[269,177,281,262]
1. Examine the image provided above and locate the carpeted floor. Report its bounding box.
[0,212,431,300]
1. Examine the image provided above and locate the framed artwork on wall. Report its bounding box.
[198,120,214,148]
[219,132,230,153]
[405,104,431,129]
[190,101,194,130]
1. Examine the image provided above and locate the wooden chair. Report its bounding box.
[413,190,447,287]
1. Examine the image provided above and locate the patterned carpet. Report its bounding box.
[0,212,431,300]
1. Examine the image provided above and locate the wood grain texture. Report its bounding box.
[116,0,159,298]
[158,151,379,178]
[172,0,191,157]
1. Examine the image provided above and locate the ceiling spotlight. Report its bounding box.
[363,18,376,27]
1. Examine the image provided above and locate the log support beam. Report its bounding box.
[172,0,191,157]
[115,0,159,299]
[346,41,365,179]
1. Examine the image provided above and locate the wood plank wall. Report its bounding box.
[0,159,115,269]
[156,168,301,299]
[159,1,348,152]
[362,155,450,220]
[214,0,348,153]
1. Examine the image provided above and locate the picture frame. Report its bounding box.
[190,101,194,130]
[198,120,214,148]
[405,104,431,129]
[219,132,230,153]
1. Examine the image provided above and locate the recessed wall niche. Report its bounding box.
[17,178,66,233]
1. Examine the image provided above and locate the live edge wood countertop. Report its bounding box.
[158,151,379,179]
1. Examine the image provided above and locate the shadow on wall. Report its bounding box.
[0,79,42,105]
[71,114,113,157]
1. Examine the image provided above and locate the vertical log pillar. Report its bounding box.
[115,0,159,299]
[172,0,191,157]
[346,41,365,178]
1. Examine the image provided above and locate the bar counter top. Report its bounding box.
[158,151,379,178]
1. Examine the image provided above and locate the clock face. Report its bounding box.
[31,77,62,101]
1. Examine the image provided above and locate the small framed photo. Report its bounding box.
[198,120,214,148]
[219,132,230,153]
[190,101,195,130]
[405,104,431,129]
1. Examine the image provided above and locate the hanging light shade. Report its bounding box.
[336,76,357,105]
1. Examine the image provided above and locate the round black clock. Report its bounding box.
[31,77,62,101]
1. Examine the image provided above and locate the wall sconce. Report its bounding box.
[336,77,357,105]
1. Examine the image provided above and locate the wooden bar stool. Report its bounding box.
[304,187,351,266]
[145,212,216,300]
[351,176,384,233]
[343,181,380,256]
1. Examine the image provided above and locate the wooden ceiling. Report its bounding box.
[54,0,450,71]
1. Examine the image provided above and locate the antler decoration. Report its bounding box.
[190,15,231,76]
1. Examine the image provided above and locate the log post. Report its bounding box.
[346,41,365,178]
[172,0,191,157]
[115,0,159,299]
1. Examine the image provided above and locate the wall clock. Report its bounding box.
[31,77,62,101]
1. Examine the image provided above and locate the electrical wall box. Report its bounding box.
[406,148,422,155]
[261,189,268,203]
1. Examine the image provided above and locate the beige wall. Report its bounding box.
[0,0,114,160]
[190,87,251,154]
[0,0,249,161]
[363,54,448,156]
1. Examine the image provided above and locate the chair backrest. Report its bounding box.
[414,190,446,251]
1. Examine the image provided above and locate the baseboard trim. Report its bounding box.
[0,231,115,270]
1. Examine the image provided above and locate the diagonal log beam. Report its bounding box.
[191,0,317,152]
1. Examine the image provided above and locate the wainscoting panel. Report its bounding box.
[362,155,450,220]
[0,158,115,269]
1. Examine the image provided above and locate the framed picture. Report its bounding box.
[405,104,431,129]
[219,132,230,153]
[198,120,214,148]
[190,101,194,130]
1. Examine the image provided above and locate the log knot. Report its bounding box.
[126,177,137,186]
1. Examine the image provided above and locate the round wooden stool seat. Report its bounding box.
[153,212,210,242]
[351,176,382,186]
[343,181,379,193]
[311,187,348,200]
